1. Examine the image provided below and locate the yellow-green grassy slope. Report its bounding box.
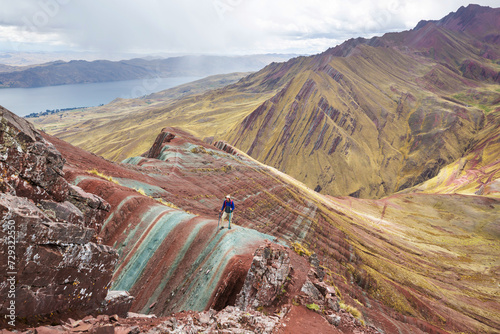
[255,148,500,332]
[322,192,500,333]
[226,44,489,198]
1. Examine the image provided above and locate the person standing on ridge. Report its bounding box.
[220,194,235,229]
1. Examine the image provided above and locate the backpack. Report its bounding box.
[224,200,233,213]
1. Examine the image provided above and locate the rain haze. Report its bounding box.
[0,0,498,58]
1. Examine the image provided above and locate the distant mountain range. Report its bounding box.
[0,54,295,88]
[31,5,500,200]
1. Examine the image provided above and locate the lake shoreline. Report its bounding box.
[0,76,202,117]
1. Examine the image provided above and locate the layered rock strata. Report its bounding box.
[0,107,118,326]
[43,126,499,333]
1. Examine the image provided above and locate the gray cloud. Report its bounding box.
[0,0,498,55]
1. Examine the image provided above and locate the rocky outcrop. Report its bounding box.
[0,107,119,326]
[235,245,382,334]
[0,194,117,318]
[236,244,291,310]
[143,131,176,159]
[212,140,238,155]
[0,107,68,202]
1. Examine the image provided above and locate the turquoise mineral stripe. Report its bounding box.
[101,194,140,230]
[114,204,173,265]
[112,210,195,291]
[73,175,92,185]
[158,145,173,161]
[113,178,169,197]
[179,227,278,311]
[122,156,145,165]
[140,221,228,313]
[139,219,212,313]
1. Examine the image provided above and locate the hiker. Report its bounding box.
[220,194,235,229]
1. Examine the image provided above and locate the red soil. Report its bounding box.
[276,305,340,334]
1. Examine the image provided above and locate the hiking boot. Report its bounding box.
[228,227,231,229]
[220,226,224,230]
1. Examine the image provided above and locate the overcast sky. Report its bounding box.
[0,0,498,57]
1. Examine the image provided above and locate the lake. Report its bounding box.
[0,76,202,117]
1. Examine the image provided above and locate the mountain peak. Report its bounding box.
[414,4,500,40]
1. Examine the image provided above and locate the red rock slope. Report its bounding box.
[43,126,499,333]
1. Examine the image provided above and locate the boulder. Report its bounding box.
[300,280,323,303]
[326,314,341,326]
[99,291,134,318]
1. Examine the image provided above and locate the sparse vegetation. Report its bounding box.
[88,169,119,184]
[153,198,179,209]
[134,187,147,196]
[291,241,312,257]
[190,146,207,154]
[132,187,180,209]
[339,301,361,319]
[306,303,320,311]
[334,285,342,298]
[451,90,499,114]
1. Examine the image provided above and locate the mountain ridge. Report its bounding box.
[38,119,500,333]
[0,54,295,88]
[223,4,499,198]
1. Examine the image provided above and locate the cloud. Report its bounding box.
[0,0,498,55]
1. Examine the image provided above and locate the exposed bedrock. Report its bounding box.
[0,107,118,326]
[236,244,292,310]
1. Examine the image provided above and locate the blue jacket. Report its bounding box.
[221,199,235,212]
